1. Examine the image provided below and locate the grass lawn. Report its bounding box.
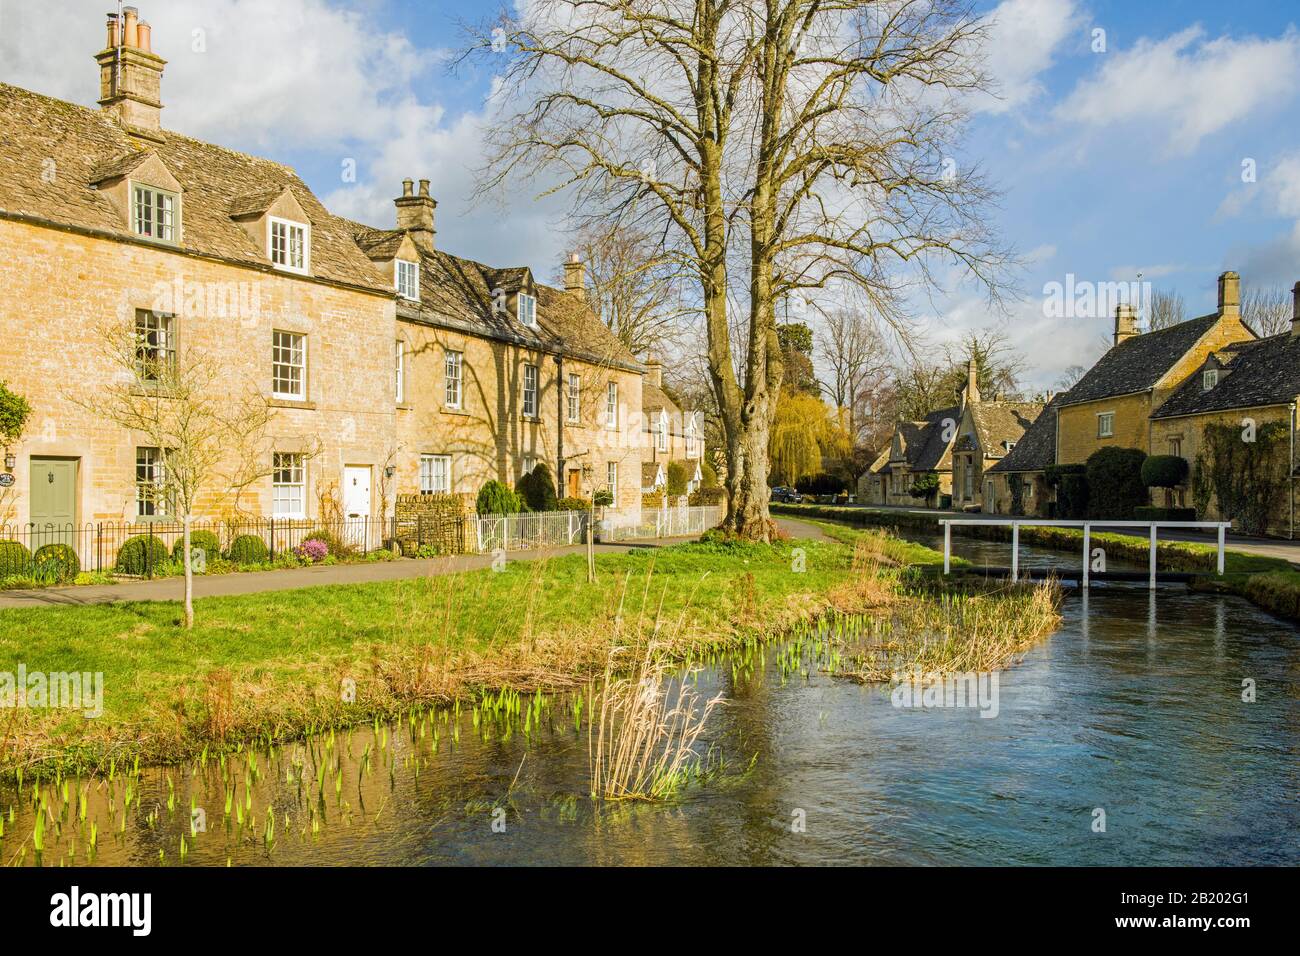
[0,534,864,774]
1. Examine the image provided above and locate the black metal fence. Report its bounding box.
[0,516,396,579]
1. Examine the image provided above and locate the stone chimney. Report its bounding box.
[965,358,980,405]
[1114,304,1138,347]
[1291,282,1300,338]
[96,7,166,135]
[394,178,436,251]
[645,354,664,388]
[1217,270,1240,316]
[563,253,586,297]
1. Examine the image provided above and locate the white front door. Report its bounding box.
[343,466,371,546]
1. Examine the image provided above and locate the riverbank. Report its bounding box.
[0,523,1061,779]
[774,503,1300,622]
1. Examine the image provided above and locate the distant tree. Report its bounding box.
[770,391,832,486]
[1241,284,1291,337]
[1145,288,1185,331]
[778,323,819,395]
[564,222,692,357]
[1056,365,1086,391]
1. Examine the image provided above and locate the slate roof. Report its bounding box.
[968,401,1043,458]
[0,82,390,293]
[1059,314,1224,406]
[891,405,960,472]
[342,222,641,372]
[1151,333,1300,419]
[987,393,1066,474]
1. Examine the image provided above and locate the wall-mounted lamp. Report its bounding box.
[3,452,14,472]
[384,465,396,479]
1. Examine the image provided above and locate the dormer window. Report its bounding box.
[269,217,309,273]
[396,259,419,300]
[132,184,177,242]
[517,293,537,328]
[1203,369,1219,391]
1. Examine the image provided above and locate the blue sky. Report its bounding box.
[2,0,1298,389]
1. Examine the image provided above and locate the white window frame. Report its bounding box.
[445,350,463,409]
[272,452,306,518]
[395,339,405,404]
[1202,369,1219,391]
[134,309,175,382]
[1097,411,1114,438]
[269,216,309,274]
[395,259,419,300]
[522,363,539,418]
[606,381,619,430]
[517,293,537,328]
[131,184,178,242]
[136,446,169,518]
[521,456,537,477]
[272,330,306,400]
[1025,479,1034,499]
[685,417,699,458]
[567,373,581,423]
[656,410,668,452]
[419,454,451,495]
[607,461,618,500]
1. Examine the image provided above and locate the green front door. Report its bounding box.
[29,457,78,547]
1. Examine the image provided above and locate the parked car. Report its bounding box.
[771,487,803,503]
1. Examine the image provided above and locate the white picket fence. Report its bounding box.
[468,504,724,552]
[600,504,725,542]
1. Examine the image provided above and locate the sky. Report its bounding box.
[1,0,1298,391]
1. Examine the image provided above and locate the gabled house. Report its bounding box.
[985,393,1067,516]
[867,404,961,507]
[1054,272,1255,465]
[640,357,704,494]
[948,361,1043,512]
[0,7,647,544]
[1148,283,1300,534]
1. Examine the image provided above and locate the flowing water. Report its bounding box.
[3,532,1297,866]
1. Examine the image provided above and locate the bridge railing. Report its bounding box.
[937,519,1233,588]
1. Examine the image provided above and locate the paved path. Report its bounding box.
[805,503,1300,567]
[0,517,825,610]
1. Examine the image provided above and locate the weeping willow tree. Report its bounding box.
[1192,420,1290,535]
[770,391,832,486]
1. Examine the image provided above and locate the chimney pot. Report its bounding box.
[137,21,151,52]
[123,7,139,48]
[394,179,436,251]
[1217,270,1240,315]
[106,14,121,49]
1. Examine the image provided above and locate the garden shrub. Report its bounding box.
[1044,463,1089,519]
[33,543,79,583]
[0,540,32,577]
[516,462,558,512]
[700,459,719,488]
[666,460,690,497]
[689,486,726,506]
[294,538,329,563]
[1141,454,1189,490]
[795,472,847,496]
[116,534,169,575]
[593,489,614,507]
[477,480,522,516]
[226,534,269,565]
[557,496,590,511]
[171,530,222,564]
[1085,447,1148,519]
[302,528,347,557]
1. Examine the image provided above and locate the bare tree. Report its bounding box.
[1145,287,1185,331]
[1056,364,1085,391]
[468,0,1006,539]
[816,307,888,475]
[1241,284,1292,337]
[564,222,694,357]
[74,315,279,628]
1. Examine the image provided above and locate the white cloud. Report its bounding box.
[1055,25,1300,153]
[976,0,1081,114]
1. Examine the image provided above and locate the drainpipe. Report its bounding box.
[555,352,565,490]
